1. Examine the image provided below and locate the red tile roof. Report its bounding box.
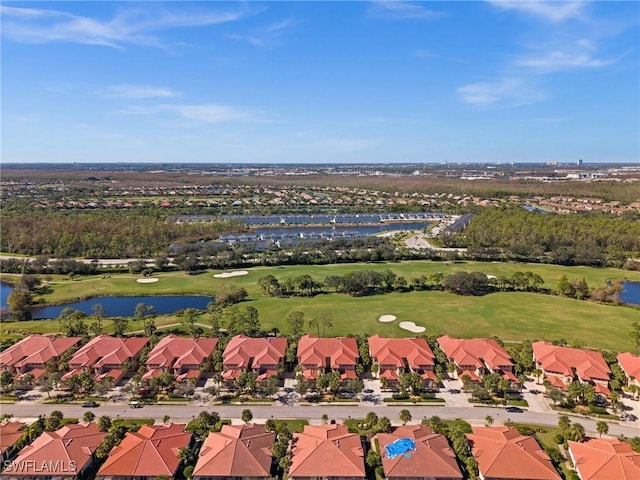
[68,335,148,370]
[145,334,218,370]
[5,423,106,477]
[297,335,359,370]
[0,421,25,457]
[368,335,435,370]
[466,426,561,480]
[438,335,514,371]
[289,424,365,479]
[97,423,192,478]
[532,342,611,383]
[378,425,462,479]
[0,335,81,370]
[617,352,640,382]
[223,335,287,372]
[569,438,640,480]
[193,423,275,478]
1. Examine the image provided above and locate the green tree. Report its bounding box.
[484,415,494,426]
[309,312,333,337]
[7,287,33,320]
[630,322,640,354]
[83,411,95,423]
[568,423,586,442]
[90,303,106,336]
[596,420,608,437]
[135,303,157,336]
[241,409,253,424]
[286,311,305,338]
[112,317,129,337]
[399,409,412,425]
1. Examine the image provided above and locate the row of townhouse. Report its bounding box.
[2,334,639,395]
[3,419,638,480]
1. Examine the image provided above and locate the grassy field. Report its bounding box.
[1,260,638,352]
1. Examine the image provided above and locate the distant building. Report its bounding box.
[0,335,81,381]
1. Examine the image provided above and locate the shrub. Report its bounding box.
[588,405,608,415]
[419,392,436,400]
[392,392,410,401]
[516,426,535,436]
[555,433,565,444]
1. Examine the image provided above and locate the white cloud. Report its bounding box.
[486,0,587,22]
[103,85,177,99]
[117,102,262,123]
[0,4,260,48]
[458,78,546,107]
[227,17,297,48]
[369,1,443,20]
[516,39,621,72]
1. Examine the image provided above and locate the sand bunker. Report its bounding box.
[378,315,397,323]
[213,270,249,278]
[486,274,497,279]
[136,278,159,284]
[399,321,426,333]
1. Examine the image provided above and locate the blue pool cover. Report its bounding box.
[384,438,416,459]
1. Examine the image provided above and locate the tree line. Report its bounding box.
[443,207,640,267]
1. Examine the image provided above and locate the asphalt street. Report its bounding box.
[2,403,638,438]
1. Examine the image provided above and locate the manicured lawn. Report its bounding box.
[2,260,638,352]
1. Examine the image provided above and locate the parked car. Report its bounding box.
[81,401,99,408]
[506,406,523,413]
[448,389,461,394]
[129,401,143,409]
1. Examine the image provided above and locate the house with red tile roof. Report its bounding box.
[368,335,437,386]
[0,421,25,461]
[377,425,462,480]
[62,335,148,385]
[532,342,611,396]
[288,424,365,480]
[3,423,107,480]
[568,438,640,480]
[617,352,640,389]
[143,334,218,383]
[97,423,192,480]
[0,335,81,381]
[193,423,275,480]
[437,335,517,384]
[222,335,287,383]
[296,335,359,382]
[466,426,561,480]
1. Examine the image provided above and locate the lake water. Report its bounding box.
[0,282,212,319]
[620,281,640,307]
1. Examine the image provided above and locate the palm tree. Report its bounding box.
[484,415,494,426]
[399,409,412,425]
[568,423,586,442]
[596,420,608,437]
[532,368,543,384]
[321,413,329,425]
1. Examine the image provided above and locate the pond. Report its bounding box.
[0,282,213,319]
[620,281,640,307]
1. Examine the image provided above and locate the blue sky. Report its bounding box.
[2,1,639,164]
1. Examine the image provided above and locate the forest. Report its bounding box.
[442,208,640,268]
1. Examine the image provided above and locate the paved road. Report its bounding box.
[2,403,637,438]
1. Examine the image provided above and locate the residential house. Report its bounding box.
[0,421,25,461]
[143,334,218,382]
[466,426,561,480]
[532,342,611,396]
[62,335,148,385]
[368,335,437,386]
[3,423,107,480]
[288,424,365,480]
[377,425,462,480]
[222,335,287,383]
[437,335,517,384]
[616,352,640,390]
[97,423,192,480]
[0,335,81,381]
[193,423,275,480]
[568,438,640,480]
[297,335,359,382]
